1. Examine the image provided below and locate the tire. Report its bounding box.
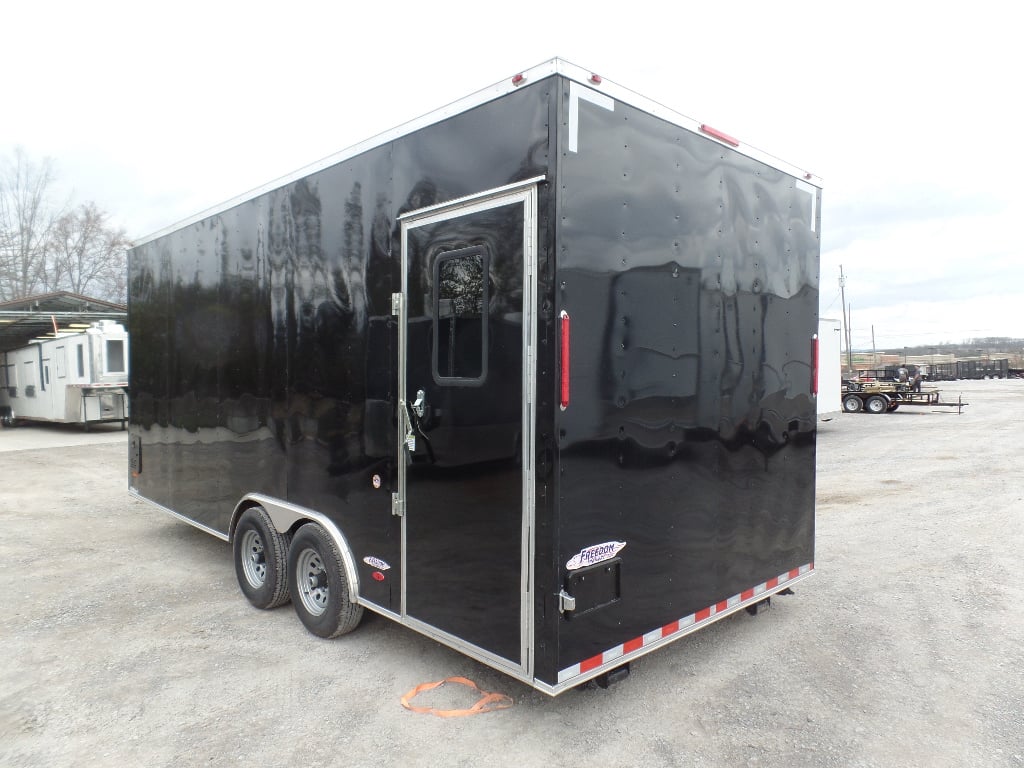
[865,395,889,414]
[233,506,291,609]
[842,394,863,413]
[887,402,900,411]
[289,523,363,639]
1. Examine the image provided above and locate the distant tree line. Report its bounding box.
[883,340,1024,357]
[0,148,130,304]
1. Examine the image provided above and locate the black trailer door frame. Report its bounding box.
[396,177,541,680]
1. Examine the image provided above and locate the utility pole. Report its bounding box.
[839,265,854,375]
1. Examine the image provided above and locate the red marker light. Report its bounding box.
[812,334,820,395]
[589,74,602,84]
[699,124,740,147]
[560,311,571,410]
[372,571,385,582]
[512,73,525,86]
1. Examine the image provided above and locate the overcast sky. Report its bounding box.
[3,0,1020,349]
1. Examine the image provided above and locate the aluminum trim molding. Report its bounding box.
[231,493,361,606]
[397,182,539,677]
[130,489,229,542]
[135,58,819,246]
[403,616,533,682]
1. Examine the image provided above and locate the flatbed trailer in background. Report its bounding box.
[841,381,966,414]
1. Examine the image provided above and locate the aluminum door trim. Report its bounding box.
[398,181,539,678]
[397,175,545,224]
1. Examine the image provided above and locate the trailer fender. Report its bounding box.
[230,493,360,606]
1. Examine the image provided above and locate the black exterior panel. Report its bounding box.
[551,81,819,676]
[403,202,526,663]
[129,82,554,619]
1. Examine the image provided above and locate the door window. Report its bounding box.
[433,246,488,384]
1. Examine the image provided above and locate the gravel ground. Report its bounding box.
[1,379,1021,768]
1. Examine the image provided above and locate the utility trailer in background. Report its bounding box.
[925,362,957,381]
[841,381,966,414]
[0,320,129,429]
[956,359,1008,380]
[127,59,820,695]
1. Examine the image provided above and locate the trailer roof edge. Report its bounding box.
[133,57,821,248]
[552,59,824,191]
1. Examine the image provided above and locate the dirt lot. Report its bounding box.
[1,380,1022,768]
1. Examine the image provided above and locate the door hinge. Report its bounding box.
[391,292,402,316]
[558,589,576,614]
[391,492,405,517]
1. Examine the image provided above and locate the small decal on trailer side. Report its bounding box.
[362,556,391,571]
[566,541,626,571]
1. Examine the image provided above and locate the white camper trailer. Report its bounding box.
[817,318,842,420]
[0,320,128,429]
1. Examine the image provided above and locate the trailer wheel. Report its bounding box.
[865,395,889,414]
[289,523,363,639]
[233,506,291,609]
[842,394,863,413]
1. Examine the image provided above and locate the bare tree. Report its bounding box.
[48,202,132,303]
[0,148,61,301]
[1,148,131,304]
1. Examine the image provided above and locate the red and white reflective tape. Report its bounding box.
[557,562,814,684]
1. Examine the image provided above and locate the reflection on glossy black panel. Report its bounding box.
[128,82,554,620]
[553,84,818,667]
[404,202,525,664]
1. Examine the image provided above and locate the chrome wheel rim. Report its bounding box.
[240,529,267,587]
[295,548,329,617]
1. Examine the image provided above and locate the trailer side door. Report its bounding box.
[398,181,538,674]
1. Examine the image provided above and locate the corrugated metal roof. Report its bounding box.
[0,292,126,352]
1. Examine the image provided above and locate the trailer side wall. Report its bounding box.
[129,81,556,617]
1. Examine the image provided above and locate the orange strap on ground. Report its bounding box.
[400,676,513,717]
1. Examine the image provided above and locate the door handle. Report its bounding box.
[403,389,435,464]
[411,389,426,419]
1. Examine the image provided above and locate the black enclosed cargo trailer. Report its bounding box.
[128,59,821,695]
[956,358,1008,379]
